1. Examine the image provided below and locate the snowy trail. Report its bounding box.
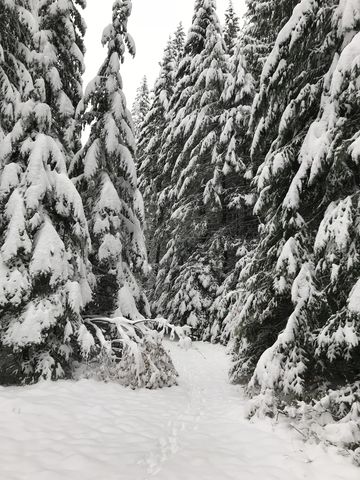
[0,342,358,480]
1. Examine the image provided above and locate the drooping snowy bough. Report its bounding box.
[75,316,191,389]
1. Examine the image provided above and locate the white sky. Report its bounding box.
[83,0,247,107]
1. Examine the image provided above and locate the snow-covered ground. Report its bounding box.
[0,342,358,480]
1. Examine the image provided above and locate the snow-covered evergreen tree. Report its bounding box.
[172,22,186,62]
[242,0,299,79]
[282,1,360,425]
[216,41,256,255]
[153,0,230,339]
[209,41,256,341]
[138,37,176,269]
[0,0,92,383]
[137,23,186,275]
[223,0,239,55]
[73,0,149,320]
[0,0,31,139]
[39,0,86,155]
[131,75,150,140]
[0,0,15,137]
[231,0,360,434]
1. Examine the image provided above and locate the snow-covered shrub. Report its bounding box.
[74,317,190,389]
[244,389,280,420]
[244,383,360,462]
[281,382,360,462]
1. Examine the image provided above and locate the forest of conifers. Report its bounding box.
[0,0,359,456]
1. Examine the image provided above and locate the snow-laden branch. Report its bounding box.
[73,316,192,389]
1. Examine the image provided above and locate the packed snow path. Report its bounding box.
[0,342,358,480]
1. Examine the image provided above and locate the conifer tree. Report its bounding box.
[263,1,360,411]
[209,42,256,341]
[0,0,15,137]
[223,0,239,55]
[138,37,176,268]
[39,0,86,155]
[231,0,360,418]
[242,0,299,79]
[137,23,186,274]
[153,0,230,338]
[74,0,149,320]
[0,0,31,139]
[172,22,186,62]
[216,42,256,257]
[131,75,150,139]
[0,0,92,383]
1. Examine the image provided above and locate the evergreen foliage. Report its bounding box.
[223,0,240,55]
[242,0,299,79]
[230,1,360,449]
[172,22,186,62]
[209,41,256,341]
[152,0,230,338]
[75,316,186,389]
[0,0,92,383]
[74,0,149,320]
[132,75,150,139]
[137,23,186,277]
[138,37,177,269]
[0,0,30,138]
[0,0,186,390]
[39,0,87,155]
